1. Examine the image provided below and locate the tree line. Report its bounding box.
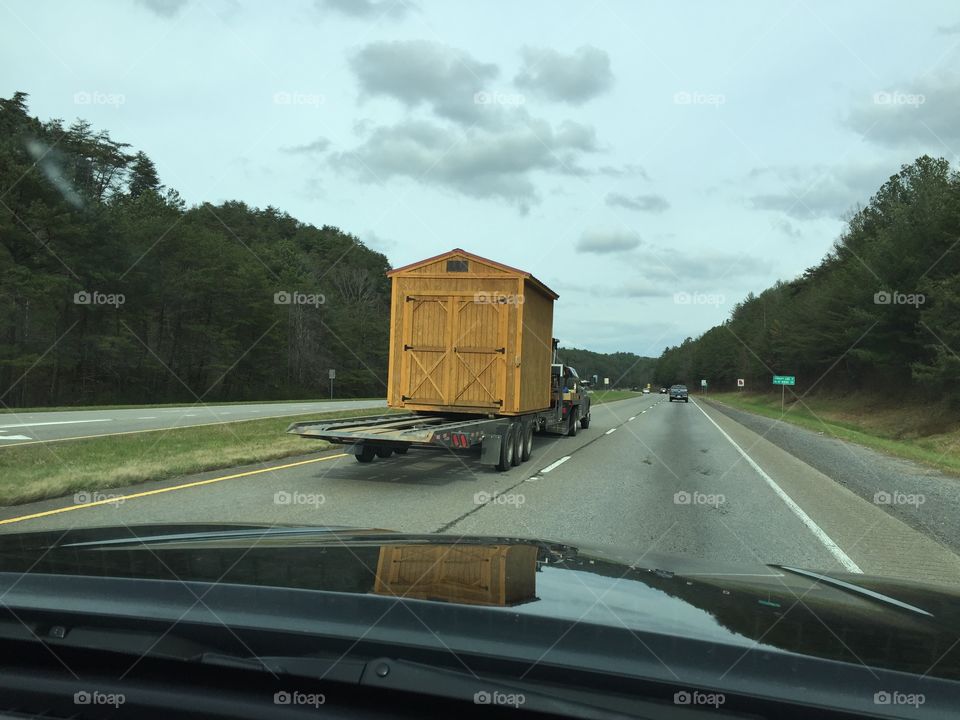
[557,347,656,389]
[0,92,391,407]
[653,155,960,404]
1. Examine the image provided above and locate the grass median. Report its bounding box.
[707,392,960,475]
[0,407,393,507]
[589,390,645,404]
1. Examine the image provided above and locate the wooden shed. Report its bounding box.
[373,543,538,606]
[386,249,557,416]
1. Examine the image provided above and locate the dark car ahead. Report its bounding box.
[669,384,689,402]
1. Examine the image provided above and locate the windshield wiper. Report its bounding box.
[777,566,933,617]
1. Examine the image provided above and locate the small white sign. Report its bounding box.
[604,378,610,385]
[328,369,336,379]
[701,379,707,387]
[737,378,744,387]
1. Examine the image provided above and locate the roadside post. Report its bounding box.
[329,368,335,400]
[737,378,745,392]
[701,379,707,395]
[772,375,795,412]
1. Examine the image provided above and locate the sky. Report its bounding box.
[3,0,959,355]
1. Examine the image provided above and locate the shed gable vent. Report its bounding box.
[446,259,469,272]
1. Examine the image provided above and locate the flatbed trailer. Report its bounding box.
[287,381,590,471]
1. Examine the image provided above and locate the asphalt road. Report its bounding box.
[4,394,960,587]
[0,400,387,446]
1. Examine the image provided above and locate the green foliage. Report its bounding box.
[0,93,391,406]
[557,347,657,389]
[653,155,960,400]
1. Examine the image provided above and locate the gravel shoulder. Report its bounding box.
[704,398,960,556]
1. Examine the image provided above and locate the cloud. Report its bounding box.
[746,163,891,221]
[576,229,641,254]
[363,230,396,253]
[137,0,189,17]
[318,0,415,20]
[844,71,960,151]
[629,246,773,282]
[606,192,669,213]
[281,137,331,154]
[515,46,613,104]
[936,21,960,34]
[350,40,500,125]
[600,282,664,298]
[333,117,599,210]
[597,163,649,179]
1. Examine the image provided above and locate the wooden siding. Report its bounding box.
[373,544,537,606]
[386,250,556,416]
[518,280,554,413]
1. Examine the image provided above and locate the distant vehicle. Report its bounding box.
[659,387,667,394]
[642,388,650,394]
[669,385,689,403]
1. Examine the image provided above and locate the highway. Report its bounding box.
[0,400,387,446]
[3,395,959,587]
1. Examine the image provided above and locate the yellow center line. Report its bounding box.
[0,453,349,526]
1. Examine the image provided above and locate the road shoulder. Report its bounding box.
[696,399,960,586]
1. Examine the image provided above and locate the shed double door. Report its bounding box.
[400,294,509,410]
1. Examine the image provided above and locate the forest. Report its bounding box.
[0,92,391,406]
[653,155,960,404]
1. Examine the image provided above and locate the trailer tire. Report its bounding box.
[496,424,516,471]
[356,446,376,463]
[521,422,534,461]
[580,412,591,430]
[567,409,579,437]
[375,447,393,458]
[394,446,409,454]
[511,423,523,466]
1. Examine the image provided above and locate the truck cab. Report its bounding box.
[551,364,591,433]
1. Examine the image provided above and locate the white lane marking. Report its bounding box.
[136,416,158,420]
[0,418,112,429]
[628,416,636,421]
[605,428,617,435]
[641,410,647,414]
[541,456,571,473]
[182,414,197,417]
[692,400,862,573]
[0,435,32,441]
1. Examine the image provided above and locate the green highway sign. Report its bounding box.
[772,375,795,386]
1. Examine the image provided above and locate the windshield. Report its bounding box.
[2,1,960,711]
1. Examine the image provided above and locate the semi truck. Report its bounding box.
[287,249,591,471]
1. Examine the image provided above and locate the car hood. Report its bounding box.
[1,523,958,680]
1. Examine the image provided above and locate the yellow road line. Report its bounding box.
[0,453,349,526]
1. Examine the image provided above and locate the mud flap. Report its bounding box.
[480,434,502,465]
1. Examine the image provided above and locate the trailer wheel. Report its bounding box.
[356,446,376,463]
[580,412,591,430]
[394,446,409,454]
[511,423,523,466]
[567,408,580,437]
[496,424,516,471]
[375,447,393,458]
[521,422,534,461]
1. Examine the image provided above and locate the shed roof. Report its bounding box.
[386,248,559,300]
